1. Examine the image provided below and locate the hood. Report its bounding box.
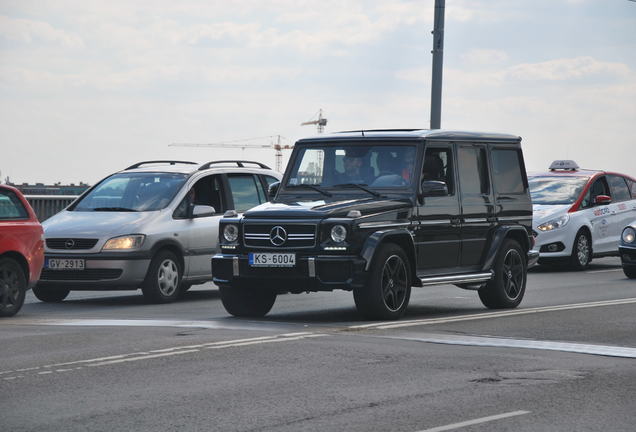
[532,204,570,225]
[43,210,159,238]
[243,196,413,219]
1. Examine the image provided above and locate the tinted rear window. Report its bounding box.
[0,189,29,220]
[491,149,524,194]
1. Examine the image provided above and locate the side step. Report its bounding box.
[419,272,493,287]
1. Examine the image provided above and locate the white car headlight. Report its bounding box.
[102,234,145,250]
[622,227,636,244]
[330,225,347,243]
[223,224,239,242]
[537,214,570,232]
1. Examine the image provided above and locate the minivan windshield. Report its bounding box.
[286,144,417,190]
[73,172,188,212]
[529,176,588,205]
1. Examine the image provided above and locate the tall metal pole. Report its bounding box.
[430,0,445,130]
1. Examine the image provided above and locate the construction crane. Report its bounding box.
[301,109,327,133]
[169,135,292,172]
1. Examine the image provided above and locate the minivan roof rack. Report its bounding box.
[125,160,198,170]
[198,160,271,170]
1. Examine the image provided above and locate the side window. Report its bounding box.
[457,146,489,195]
[422,147,454,195]
[628,179,636,198]
[581,176,610,209]
[491,148,524,194]
[173,175,225,219]
[263,175,279,187]
[228,174,264,212]
[607,175,631,202]
[0,190,29,220]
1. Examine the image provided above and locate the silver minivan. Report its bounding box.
[34,160,281,303]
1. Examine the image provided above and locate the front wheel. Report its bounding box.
[0,258,27,317]
[569,230,592,270]
[219,284,276,317]
[32,285,70,303]
[354,243,411,320]
[141,251,182,303]
[479,239,526,309]
[624,266,636,279]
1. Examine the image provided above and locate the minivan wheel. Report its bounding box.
[569,230,591,270]
[354,243,411,320]
[479,239,526,309]
[0,258,27,317]
[624,266,636,279]
[142,251,182,303]
[32,285,70,303]
[219,284,276,317]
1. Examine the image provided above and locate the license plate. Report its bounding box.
[46,258,85,270]
[248,253,295,267]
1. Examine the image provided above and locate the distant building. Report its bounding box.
[8,182,90,196]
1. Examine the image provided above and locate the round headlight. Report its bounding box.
[330,225,347,243]
[622,227,636,244]
[223,224,239,242]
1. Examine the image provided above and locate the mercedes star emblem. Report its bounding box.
[64,239,75,249]
[269,226,287,246]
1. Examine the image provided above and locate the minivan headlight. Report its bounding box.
[622,227,635,244]
[330,225,347,243]
[102,234,145,250]
[223,224,239,243]
[537,214,570,232]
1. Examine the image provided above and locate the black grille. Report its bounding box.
[243,223,316,248]
[47,238,99,250]
[40,269,122,281]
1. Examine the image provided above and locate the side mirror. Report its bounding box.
[594,195,611,206]
[268,181,280,200]
[421,180,448,197]
[192,205,215,218]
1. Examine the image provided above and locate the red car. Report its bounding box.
[0,185,44,317]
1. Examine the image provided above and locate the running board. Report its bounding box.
[419,272,493,287]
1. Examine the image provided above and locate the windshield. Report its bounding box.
[529,176,589,205]
[73,172,188,212]
[286,144,416,190]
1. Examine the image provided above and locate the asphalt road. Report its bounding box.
[2,257,636,432]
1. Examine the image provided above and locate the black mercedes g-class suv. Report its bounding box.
[212,129,539,320]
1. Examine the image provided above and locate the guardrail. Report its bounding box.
[25,195,78,222]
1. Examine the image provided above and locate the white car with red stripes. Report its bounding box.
[529,160,636,269]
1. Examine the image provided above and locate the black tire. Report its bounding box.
[219,283,276,317]
[353,243,412,320]
[624,266,636,279]
[569,230,592,270]
[32,285,70,303]
[0,258,27,317]
[141,250,182,303]
[479,239,526,309]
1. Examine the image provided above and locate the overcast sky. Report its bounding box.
[1,0,635,185]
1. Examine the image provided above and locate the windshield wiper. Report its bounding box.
[92,207,138,212]
[286,184,332,197]
[332,183,383,198]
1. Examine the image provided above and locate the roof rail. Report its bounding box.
[198,160,271,171]
[336,128,423,134]
[125,160,198,170]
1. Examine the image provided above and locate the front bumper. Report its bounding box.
[532,227,575,258]
[619,245,636,269]
[527,249,540,268]
[212,253,367,292]
[36,252,151,290]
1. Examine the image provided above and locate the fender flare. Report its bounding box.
[481,225,531,272]
[360,228,418,282]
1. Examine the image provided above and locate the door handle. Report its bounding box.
[450,217,461,226]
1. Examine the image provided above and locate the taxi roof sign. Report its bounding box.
[549,160,579,171]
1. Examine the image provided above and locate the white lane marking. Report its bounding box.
[350,297,636,330]
[383,333,636,359]
[416,410,530,432]
[0,333,326,379]
[586,268,622,274]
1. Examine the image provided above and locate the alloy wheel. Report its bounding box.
[381,255,408,312]
[576,234,590,266]
[502,249,524,300]
[0,264,21,310]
